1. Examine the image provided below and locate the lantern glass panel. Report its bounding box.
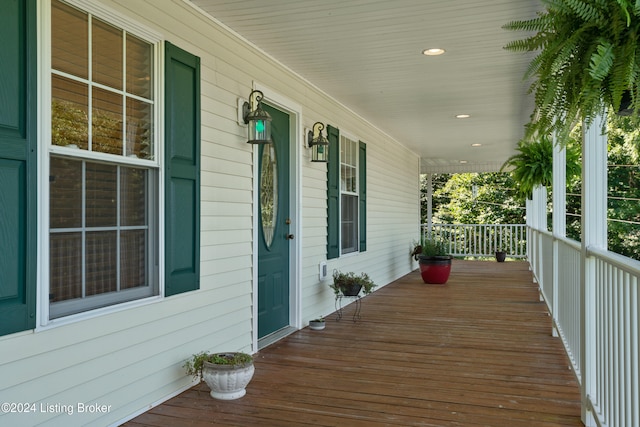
[248,119,271,144]
[312,143,328,162]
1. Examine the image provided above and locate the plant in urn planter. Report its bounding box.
[184,351,254,400]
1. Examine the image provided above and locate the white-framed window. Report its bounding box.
[47,0,160,319]
[340,135,359,254]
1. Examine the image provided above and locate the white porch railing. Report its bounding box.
[529,228,640,427]
[423,223,527,258]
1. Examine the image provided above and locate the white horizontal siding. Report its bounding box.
[0,0,420,425]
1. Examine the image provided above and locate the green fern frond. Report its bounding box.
[550,37,580,76]
[504,38,540,53]
[589,40,615,80]
[565,0,606,23]
[502,14,551,33]
[617,0,634,24]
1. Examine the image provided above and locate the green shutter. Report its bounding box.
[164,42,201,296]
[0,0,37,336]
[326,125,340,259]
[359,141,367,252]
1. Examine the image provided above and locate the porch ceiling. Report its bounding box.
[189,0,541,173]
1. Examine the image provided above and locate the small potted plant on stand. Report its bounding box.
[416,236,453,284]
[184,351,254,400]
[330,271,377,321]
[330,271,377,296]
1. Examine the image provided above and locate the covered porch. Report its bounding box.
[127,260,582,426]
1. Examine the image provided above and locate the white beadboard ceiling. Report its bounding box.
[189,0,541,173]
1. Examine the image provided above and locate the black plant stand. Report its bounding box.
[335,295,362,322]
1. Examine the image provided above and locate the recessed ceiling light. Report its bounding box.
[471,143,482,147]
[422,48,445,56]
[456,114,471,119]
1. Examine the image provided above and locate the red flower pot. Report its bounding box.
[418,256,452,284]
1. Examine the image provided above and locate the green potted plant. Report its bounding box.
[416,235,453,284]
[184,351,254,400]
[495,229,509,262]
[503,0,640,142]
[330,271,376,296]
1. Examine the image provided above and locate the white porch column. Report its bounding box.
[552,140,567,237]
[532,185,548,231]
[581,113,608,425]
[551,139,567,337]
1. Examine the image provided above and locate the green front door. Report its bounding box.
[257,104,291,338]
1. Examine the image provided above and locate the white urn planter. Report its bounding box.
[202,355,254,400]
[185,352,254,400]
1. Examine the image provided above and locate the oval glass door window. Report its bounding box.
[260,144,278,248]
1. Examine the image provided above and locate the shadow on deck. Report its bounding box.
[126,260,582,427]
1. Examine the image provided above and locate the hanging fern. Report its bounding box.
[501,134,581,199]
[504,0,640,141]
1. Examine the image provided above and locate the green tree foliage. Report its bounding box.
[420,173,450,224]
[607,114,640,259]
[563,115,640,260]
[422,173,525,225]
[566,170,583,242]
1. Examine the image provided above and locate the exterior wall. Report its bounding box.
[0,1,420,426]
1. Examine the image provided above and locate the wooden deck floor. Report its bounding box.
[126,260,583,427]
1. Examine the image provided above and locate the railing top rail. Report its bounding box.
[425,223,526,227]
[588,245,640,276]
[528,228,640,274]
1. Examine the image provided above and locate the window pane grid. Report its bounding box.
[50,0,158,319]
[52,70,154,160]
[340,136,359,253]
[51,0,154,162]
[340,136,358,194]
[50,157,150,315]
[341,194,358,254]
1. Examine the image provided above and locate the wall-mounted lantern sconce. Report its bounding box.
[242,90,272,144]
[307,122,329,162]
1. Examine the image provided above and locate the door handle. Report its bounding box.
[286,234,295,240]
